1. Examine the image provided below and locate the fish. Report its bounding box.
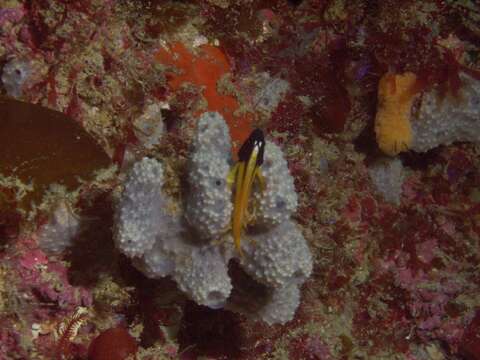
[228,129,266,256]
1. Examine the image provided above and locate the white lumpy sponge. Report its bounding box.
[411,72,480,152]
[368,157,405,206]
[242,221,313,288]
[38,201,80,254]
[1,58,31,98]
[136,241,176,279]
[257,283,301,325]
[114,111,313,324]
[116,152,233,309]
[255,141,298,228]
[185,112,233,240]
[174,247,232,309]
[134,214,186,279]
[114,157,166,257]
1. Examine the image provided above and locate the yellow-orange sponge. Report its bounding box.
[375,72,418,156]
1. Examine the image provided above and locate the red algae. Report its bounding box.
[289,334,332,360]
[88,327,138,360]
[268,95,306,138]
[460,311,480,360]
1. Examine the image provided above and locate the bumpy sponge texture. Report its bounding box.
[133,215,185,279]
[242,221,312,288]
[185,112,233,240]
[255,141,298,228]
[135,241,176,279]
[114,158,166,257]
[174,247,232,309]
[411,72,480,152]
[114,112,313,323]
[257,283,301,325]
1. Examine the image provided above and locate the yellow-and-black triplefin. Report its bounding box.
[228,128,266,256]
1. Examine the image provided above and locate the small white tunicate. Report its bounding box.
[133,103,164,150]
[38,201,80,254]
[254,73,290,115]
[368,157,405,206]
[1,58,31,98]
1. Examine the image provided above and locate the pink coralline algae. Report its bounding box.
[289,334,332,360]
[16,240,92,310]
[0,325,29,359]
[0,7,25,28]
[367,192,479,353]
[0,236,92,359]
[460,310,480,360]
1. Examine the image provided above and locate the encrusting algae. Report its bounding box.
[374,72,419,156]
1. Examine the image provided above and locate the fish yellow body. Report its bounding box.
[228,129,265,256]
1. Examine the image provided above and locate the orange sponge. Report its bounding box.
[155,42,253,151]
[375,72,419,156]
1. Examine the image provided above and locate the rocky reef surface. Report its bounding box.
[0,1,479,359]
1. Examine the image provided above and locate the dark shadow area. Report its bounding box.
[353,120,384,164]
[227,260,286,357]
[66,190,118,287]
[400,147,442,171]
[177,300,244,359]
[228,259,270,314]
[134,274,183,348]
[0,208,20,251]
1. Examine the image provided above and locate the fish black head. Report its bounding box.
[238,128,265,166]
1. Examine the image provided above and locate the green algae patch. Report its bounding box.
[0,98,112,212]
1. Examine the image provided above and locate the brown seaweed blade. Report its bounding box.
[0,97,112,211]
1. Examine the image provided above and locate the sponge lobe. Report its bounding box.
[242,221,313,288]
[174,247,232,309]
[114,158,166,258]
[255,141,298,228]
[185,112,233,240]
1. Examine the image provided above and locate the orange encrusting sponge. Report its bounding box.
[155,42,253,152]
[375,72,419,156]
